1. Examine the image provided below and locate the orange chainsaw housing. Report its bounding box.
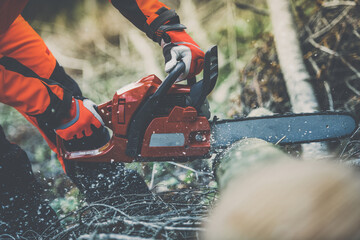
[57,46,218,163]
[57,74,211,163]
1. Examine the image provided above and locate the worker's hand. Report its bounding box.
[55,98,104,140]
[162,30,204,81]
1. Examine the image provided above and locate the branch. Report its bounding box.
[0,234,15,240]
[340,57,360,78]
[323,81,334,111]
[322,1,357,8]
[235,2,269,16]
[345,77,360,96]
[78,234,152,240]
[305,6,353,42]
[308,38,339,56]
[354,29,360,39]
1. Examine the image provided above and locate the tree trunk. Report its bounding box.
[266,0,328,158]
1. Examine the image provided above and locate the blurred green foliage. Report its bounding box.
[292,0,319,23]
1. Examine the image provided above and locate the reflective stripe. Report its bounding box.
[56,99,79,130]
[149,133,185,147]
[83,99,104,126]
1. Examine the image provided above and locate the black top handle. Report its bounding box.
[151,61,185,100]
[126,61,185,157]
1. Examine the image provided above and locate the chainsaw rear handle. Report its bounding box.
[126,61,186,157]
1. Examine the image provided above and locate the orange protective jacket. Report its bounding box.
[0,0,176,170]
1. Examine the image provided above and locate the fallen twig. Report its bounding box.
[47,189,217,239]
[345,77,360,96]
[78,233,152,240]
[308,38,339,56]
[305,6,353,42]
[340,57,360,78]
[322,1,357,8]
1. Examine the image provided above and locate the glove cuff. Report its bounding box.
[145,7,186,44]
[35,88,73,129]
[58,98,79,128]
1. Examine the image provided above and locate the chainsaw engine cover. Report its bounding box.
[141,106,211,161]
[97,74,208,136]
[64,73,211,163]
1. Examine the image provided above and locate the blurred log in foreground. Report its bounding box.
[206,138,360,240]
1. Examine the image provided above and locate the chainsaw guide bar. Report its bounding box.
[210,112,357,149]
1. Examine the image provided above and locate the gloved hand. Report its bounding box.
[162,30,204,81]
[55,98,104,140]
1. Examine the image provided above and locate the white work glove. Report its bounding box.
[162,30,204,82]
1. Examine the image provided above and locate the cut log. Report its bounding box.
[215,138,291,190]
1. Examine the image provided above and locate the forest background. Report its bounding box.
[1,0,359,234]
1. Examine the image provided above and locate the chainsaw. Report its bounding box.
[56,46,357,163]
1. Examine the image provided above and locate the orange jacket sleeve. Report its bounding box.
[0,0,28,34]
[109,0,184,43]
[0,15,74,170]
[0,16,72,128]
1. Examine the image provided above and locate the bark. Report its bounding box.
[266,0,328,158]
[215,138,292,190]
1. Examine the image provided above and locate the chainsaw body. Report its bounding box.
[57,46,219,163]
